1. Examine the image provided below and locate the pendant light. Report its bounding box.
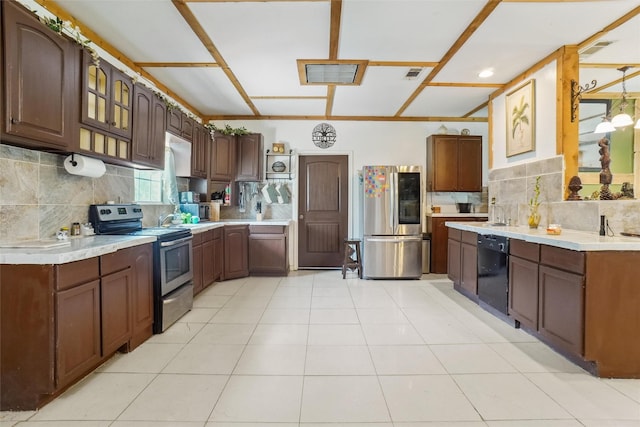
[611,66,634,128]
[594,116,617,134]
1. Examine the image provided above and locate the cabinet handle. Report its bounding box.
[10,118,18,124]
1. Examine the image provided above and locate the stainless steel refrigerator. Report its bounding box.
[362,165,422,279]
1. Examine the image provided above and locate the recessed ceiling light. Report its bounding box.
[478,69,494,78]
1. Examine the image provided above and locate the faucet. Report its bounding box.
[158,213,176,227]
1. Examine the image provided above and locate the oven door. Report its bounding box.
[159,236,193,295]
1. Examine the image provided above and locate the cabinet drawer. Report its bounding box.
[540,245,585,274]
[249,225,285,234]
[461,230,477,245]
[56,258,100,291]
[448,228,462,241]
[101,246,135,275]
[203,230,215,242]
[510,239,539,262]
[192,232,203,246]
[213,227,223,239]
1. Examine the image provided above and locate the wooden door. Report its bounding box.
[131,245,153,341]
[236,133,263,181]
[101,267,133,356]
[131,84,153,165]
[509,255,539,330]
[191,123,208,178]
[210,133,236,181]
[224,225,249,279]
[460,242,478,295]
[432,136,458,191]
[447,238,461,284]
[298,155,348,267]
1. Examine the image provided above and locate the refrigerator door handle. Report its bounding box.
[367,236,422,243]
[389,170,395,232]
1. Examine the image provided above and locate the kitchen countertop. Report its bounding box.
[427,212,489,218]
[0,235,156,265]
[446,221,640,251]
[0,220,294,264]
[181,219,292,234]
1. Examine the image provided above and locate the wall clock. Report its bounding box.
[312,123,336,149]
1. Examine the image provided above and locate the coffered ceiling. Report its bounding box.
[28,0,640,122]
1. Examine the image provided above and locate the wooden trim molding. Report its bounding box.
[134,62,219,68]
[558,45,580,200]
[202,114,489,122]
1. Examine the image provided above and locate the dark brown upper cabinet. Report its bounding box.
[2,0,79,150]
[236,133,263,181]
[209,132,237,182]
[166,109,193,142]
[80,50,133,140]
[426,135,482,192]
[131,84,166,169]
[190,122,209,178]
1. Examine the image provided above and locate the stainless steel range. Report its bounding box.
[89,204,193,333]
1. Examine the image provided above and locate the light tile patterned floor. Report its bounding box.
[2,271,639,427]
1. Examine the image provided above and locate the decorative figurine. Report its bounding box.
[598,137,614,200]
[567,175,582,200]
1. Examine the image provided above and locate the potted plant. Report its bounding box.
[528,176,541,228]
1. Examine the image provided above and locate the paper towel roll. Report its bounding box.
[64,154,106,178]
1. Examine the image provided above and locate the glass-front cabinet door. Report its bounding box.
[110,74,132,138]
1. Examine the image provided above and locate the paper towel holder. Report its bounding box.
[64,153,106,178]
[69,153,78,167]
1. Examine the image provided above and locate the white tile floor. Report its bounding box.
[2,270,640,427]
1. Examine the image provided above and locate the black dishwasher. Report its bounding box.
[477,234,509,315]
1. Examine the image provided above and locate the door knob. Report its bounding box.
[299,214,304,220]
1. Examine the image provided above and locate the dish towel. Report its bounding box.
[278,183,291,203]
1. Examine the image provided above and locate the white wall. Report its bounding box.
[213,119,489,268]
[491,61,559,169]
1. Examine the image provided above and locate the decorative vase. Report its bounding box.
[528,210,541,229]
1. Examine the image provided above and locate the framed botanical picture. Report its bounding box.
[506,79,535,157]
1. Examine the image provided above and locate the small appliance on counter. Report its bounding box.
[179,191,199,204]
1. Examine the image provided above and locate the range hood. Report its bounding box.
[167,132,191,177]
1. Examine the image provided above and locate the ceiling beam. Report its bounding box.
[394,0,503,117]
[369,61,439,68]
[171,0,261,116]
[135,62,219,68]
[428,82,503,88]
[329,0,342,60]
[464,102,489,117]
[251,96,327,100]
[578,5,640,51]
[34,0,203,117]
[203,115,488,122]
[580,63,640,69]
[589,69,640,93]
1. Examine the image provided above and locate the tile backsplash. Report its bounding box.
[0,144,176,242]
[488,155,640,234]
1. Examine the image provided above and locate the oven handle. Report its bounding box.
[160,236,193,247]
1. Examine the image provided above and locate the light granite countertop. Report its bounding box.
[0,220,293,264]
[446,221,640,251]
[179,219,292,234]
[0,235,156,265]
[427,213,489,218]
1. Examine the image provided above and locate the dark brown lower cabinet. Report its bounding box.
[56,280,101,389]
[193,228,224,294]
[460,239,478,296]
[249,225,289,276]
[213,229,223,281]
[447,234,461,284]
[0,243,153,410]
[538,265,585,356]
[224,225,249,280]
[447,229,477,299]
[203,234,216,286]
[508,256,539,330]
[192,238,204,295]
[101,267,133,356]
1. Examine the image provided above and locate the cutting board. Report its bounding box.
[0,240,72,249]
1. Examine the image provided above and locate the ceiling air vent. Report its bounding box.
[297,59,368,85]
[404,68,423,80]
[579,41,614,59]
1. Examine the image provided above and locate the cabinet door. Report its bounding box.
[508,255,539,330]
[249,234,287,275]
[109,69,133,139]
[3,1,77,149]
[202,239,216,287]
[181,115,194,141]
[166,108,182,136]
[81,52,111,132]
[191,123,208,178]
[430,217,450,274]
[132,85,166,169]
[236,133,263,181]
[210,133,236,181]
[131,245,153,346]
[457,136,482,192]
[447,238,461,284]
[56,280,101,388]
[224,225,249,280]
[460,242,478,295]
[538,265,585,356]
[214,234,224,282]
[101,268,133,355]
[432,136,459,191]
[192,243,204,295]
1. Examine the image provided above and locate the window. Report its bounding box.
[134,169,163,202]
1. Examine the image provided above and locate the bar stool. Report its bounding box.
[342,238,362,279]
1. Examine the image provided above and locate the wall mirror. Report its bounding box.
[577,11,640,198]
